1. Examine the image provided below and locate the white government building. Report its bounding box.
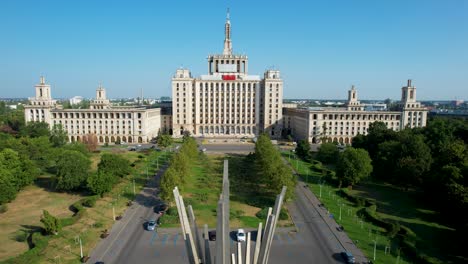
[24,77,161,144]
[283,80,428,144]
[24,11,428,145]
[171,11,283,138]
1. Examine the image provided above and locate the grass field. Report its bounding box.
[0,179,82,261]
[0,147,172,263]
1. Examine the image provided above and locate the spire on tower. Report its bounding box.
[223,8,232,55]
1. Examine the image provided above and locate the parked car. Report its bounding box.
[236,229,246,242]
[341,251,355,263]
[155,203,168,214]
[208,230,216,241]
[147,220,157,231]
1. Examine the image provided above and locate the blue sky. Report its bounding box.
[1,0,467,100]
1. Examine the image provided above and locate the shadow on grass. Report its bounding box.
[227,154,275,209]
[18,225,43,249]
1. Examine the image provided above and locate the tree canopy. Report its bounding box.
[254,134,296,199]
[336,147,373,188]
[295,140,311,161]
[55,150,91,191]
[316,142,339,164]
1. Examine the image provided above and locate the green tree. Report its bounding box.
[157,134,173,148]
[55,150,91,191]
[0,148,38,191]
[98,153,131,178]
[295,140,311,161]
[21,121,50,138]
[87,170,116,196]
[50,124,68,147]
[316,143,339,164]
[0,168,17,204]
[40,210,61,235]
[159,167,179,203]
[254,133,296,199]
[394,132,432,188]
[336,147,373,188]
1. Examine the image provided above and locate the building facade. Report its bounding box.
[283,80,428,144]
[171,11,283,138]
[24,77,161,144]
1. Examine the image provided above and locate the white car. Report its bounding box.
[237,229,246,242]
[147,220,156,231]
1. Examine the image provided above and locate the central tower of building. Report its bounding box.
[171,10,283,138]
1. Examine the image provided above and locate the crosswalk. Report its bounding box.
[148,231,306,247]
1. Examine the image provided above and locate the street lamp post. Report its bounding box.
[339,203,342,221]
[79,237,83,259]
[373,237,378,261]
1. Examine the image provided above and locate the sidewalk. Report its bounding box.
[286,158,369,263]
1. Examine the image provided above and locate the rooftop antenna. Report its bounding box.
[140,88,144,105]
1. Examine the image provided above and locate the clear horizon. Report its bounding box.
[1,0,467,100]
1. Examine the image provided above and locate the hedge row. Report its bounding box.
[339,188,441,264]
[338,189,375,207]
[3,196,93,264]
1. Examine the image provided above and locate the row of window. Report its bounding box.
[320,113,401,121]
[50,112,142,119]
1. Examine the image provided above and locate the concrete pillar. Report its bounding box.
[204,224,211,264]
[245,232,251,264]
[237,241,242,264]
[253,222,263,264]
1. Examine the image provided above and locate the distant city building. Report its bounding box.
[283,80,428,144]
[69,96,83,105]
[24,77,161,144]
[171,10,283,138]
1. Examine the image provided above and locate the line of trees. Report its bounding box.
[159,136,198,203]
[254,134,296,199]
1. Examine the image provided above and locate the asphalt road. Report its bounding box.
[200,143,255,154]
[88,149,356,264]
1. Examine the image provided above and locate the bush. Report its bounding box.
[40,210,61,235]
[92,222,104,228]
[256,207,288,220]
[230,210,245,219]
[13,230,29,242]
[166,207,179,216]
[82,196,98,207]
[0,204,8,213]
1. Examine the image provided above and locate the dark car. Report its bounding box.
[208,230,216,241]
[155,203,168,214]
[341,251,355,263]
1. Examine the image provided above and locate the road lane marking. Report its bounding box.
[150,231,158,245]
[161,234,168,246]
[99,204,141,260]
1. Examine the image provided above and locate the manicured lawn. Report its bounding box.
[282,152,411,264]
[160,153,293,229]
[0,147,172,263]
